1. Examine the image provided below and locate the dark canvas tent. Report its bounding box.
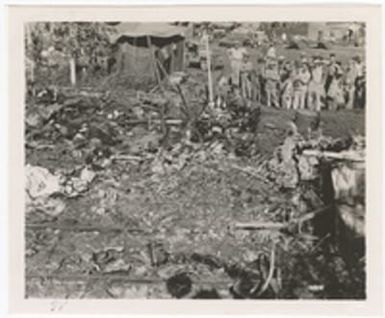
[110,23,186,86]
[314,41,330,50]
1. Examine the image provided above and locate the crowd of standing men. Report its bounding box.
[215,42,366,111]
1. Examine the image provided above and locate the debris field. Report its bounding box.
[25,80,366,299]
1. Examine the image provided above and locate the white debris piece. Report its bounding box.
[80,166,96,183]
[298,155,319,181]
[331,159,365,237]
[26,164,61,198]
[25,165,65,216]
[151,157,166,175]
[280,135,298,163]
[331,162,365,200]
[63,167,96,198]
[337,203,365,237]
[25,111,43,128]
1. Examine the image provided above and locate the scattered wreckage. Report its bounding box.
[25,84,366,299]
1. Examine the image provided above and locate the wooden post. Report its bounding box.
[25,23,32,47]
[204,33,214,107]
[69,57,76,86]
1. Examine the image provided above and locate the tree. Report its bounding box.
[25,22,115,85]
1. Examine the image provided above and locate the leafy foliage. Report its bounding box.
[26,22,115,71]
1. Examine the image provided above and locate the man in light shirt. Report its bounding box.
[228,42,247,87]
[307,57,325,111]
[293,62,311,110]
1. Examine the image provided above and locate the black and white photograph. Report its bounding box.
[22,19,370,301]
[22,19,369,301]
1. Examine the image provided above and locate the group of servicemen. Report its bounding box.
[214,42,365,111]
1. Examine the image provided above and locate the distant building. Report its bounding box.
[306,22,365,45]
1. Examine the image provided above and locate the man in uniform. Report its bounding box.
[325,53,337,94]
[353,55,364,79]
[254,57,266,103]
[280,61,294,109]
[264,57,280,108]
[240,52,254,100]
[326,61,344,110]
[344,58,358,110]
[353,56,366,109]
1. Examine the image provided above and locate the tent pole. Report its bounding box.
[156,58,171,84]
[147,35,163,91]
[180,41,185,69]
